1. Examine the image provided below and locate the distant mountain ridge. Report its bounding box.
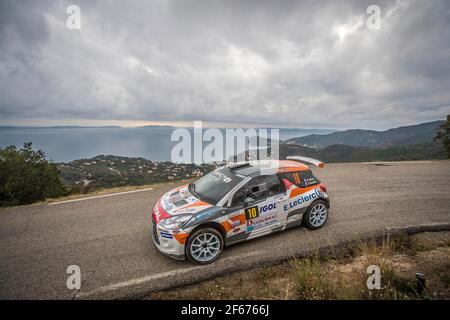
[0,125,122,129]
[277,142,446,163]
[286,120,444,148]
[137,125,176,128]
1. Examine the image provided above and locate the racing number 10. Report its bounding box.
[248,207,257,218]
[245,206,259,220]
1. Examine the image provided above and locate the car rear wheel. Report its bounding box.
[302,200,328,230]
[186,227,223,264]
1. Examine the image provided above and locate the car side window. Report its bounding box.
[279,170,320,188]
[300,170,320,186]
[231,175,282,206]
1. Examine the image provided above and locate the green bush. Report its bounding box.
[434,115,450,158]
[0,142,67,206]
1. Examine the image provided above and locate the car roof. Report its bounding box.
[228,160,310,177]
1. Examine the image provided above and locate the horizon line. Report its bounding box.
[0,118,444,131]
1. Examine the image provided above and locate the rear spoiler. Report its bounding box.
[286,156,325,168]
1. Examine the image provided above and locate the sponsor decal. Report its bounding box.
[153,204,161,222]
[284,188,323,211]
[168,189,190,206]
[153,200,171,223]
[315,188,324,197]
[245,206,259,220]
[259,202,277,214]
[180,189,190,198]
[244,202,277,220]
[162,198,173,211]
[196,210,214,219]
[178,207,198,213]
[211,170,232,183]
[246,213,277,232]
[303,177,318,187]
[160,231,173,239]
[231,220,241,228]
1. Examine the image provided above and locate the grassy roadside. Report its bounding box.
[147,231,450,300]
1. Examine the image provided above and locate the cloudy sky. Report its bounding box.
[0,0,449,129]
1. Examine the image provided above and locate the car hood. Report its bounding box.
[153,184,213,223]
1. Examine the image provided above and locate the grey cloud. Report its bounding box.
[0,0,449,129]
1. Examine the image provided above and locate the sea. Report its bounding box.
[0,126,334,163]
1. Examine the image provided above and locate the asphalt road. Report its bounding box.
[1,161,450,299]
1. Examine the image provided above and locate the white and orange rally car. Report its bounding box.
[151,157,330,264]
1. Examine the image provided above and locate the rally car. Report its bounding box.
[151,156,330,264]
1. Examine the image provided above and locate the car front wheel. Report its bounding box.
[186,227,224,264]
[302,200,328,230]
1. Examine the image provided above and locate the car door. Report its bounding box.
[230,174,287,240]
[278,170,321,226]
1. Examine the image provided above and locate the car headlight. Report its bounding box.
[160,214,192,230]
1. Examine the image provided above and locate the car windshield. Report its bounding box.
[190,167,244,205]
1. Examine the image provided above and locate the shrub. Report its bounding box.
[0,142,67,206]
[434,115,450,158]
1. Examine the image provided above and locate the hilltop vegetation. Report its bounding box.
[278,142,447,163]
[286,120,444,148]
[57,155,215,193]
[434,115,450,158]
[272,119,448,162]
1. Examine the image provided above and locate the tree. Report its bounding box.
[434,115,450,158]
[0,142,67,206]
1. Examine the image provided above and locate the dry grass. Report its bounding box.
[147,232,450,300]
[290,233,448,300]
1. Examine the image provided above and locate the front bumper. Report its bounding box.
[151,222,185,260]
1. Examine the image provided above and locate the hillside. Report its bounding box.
[57,155,214,192]
[278,142,446,163]
[286,120,444,148]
